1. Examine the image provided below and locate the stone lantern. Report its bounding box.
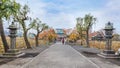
[2,22,24,57]
[98,22,119,58]
[103,22,114,54]
[8,22,17,49]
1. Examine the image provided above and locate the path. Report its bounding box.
[22,42,99,68]
[72,45,120,68]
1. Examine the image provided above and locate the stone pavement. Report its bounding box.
[72,46,120,68]
[22,42,99,68]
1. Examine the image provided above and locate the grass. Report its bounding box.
[75,40,120,51]
[89,41,120,51]
[0,37,49,54]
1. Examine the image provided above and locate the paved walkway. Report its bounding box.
[22,42,99,68]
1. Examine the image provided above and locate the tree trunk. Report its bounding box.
[0,18,9,52]
[86,30,89,47]
[35,32,39,47]
[23,31,31,49]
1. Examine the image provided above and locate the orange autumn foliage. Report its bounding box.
[39,29,57,42]
[68,33,79,42]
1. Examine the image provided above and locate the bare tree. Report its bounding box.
[14,5,34,49]
[32,18,48,46]
[83,14,96,47]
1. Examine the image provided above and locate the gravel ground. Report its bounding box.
[71,45,120,68]
[0,45,50,68]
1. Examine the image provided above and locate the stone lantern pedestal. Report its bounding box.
[2,49,24,58]
[1,22,25,57]
[98,22,120,58]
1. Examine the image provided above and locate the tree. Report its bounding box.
[14,5,33,49]
[69,33,79,42]
[32,18,48,46]
[76,17,85,45]
[39,28,57,43]
[83,14,96,47]
[0,0,20,52]
[47,29,57,42]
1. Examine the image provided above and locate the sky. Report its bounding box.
[14,0,120,34]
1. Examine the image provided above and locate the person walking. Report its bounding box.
[62,38,64,45]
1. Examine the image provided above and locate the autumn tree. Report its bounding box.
[14,5,33,49]
[69,32,79,42]
[47,29,57,42]
[0,0,20,52]
[39,28,57,42]
[32,18,48,46]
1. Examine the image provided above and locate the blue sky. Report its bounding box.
[15,0,120,34]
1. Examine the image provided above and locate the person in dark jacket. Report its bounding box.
[62,38,64,44]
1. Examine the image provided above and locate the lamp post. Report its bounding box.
[98,22,120,58]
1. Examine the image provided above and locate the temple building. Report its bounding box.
[55,29,66,41]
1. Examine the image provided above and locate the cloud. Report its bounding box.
[15,0,120,34]
[16,0,47,19]
[106,0,120,11]
[44,12,75,29]
[104,0,120,33]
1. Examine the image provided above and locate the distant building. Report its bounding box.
[89,30,104,40]
[55,29,66,41]
[64,28,73,36]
